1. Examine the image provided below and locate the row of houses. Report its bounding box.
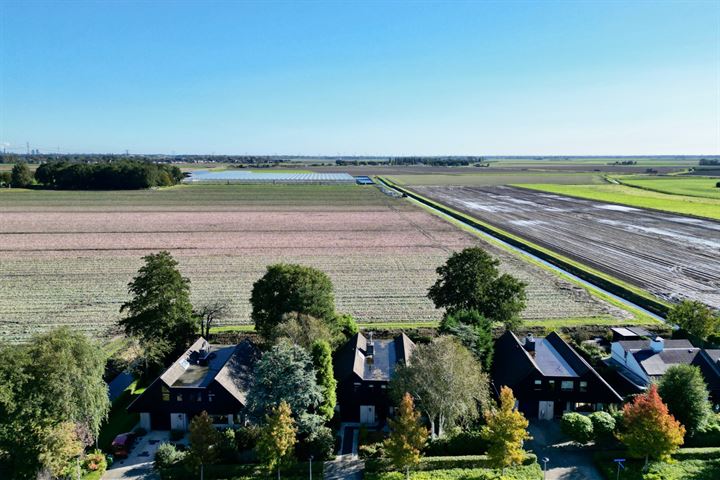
[128,328,720,431]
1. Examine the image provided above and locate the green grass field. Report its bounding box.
[518,183,720,220]
[616,175,720,199]
[0,183,391,210]
[386,172,603,186]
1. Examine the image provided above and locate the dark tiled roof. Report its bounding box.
[334,333,415,382]
[494,331,622,402]
[618,339,693,352]
[130,337,259,410]
[634,348,701,376]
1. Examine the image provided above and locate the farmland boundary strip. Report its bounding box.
[376,177,670,318]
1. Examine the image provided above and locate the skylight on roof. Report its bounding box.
[179,359,190,369]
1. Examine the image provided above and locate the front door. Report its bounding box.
[538,401,554,420]
[360,405,375,424]
[170,413,187,431]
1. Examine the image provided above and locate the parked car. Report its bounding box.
[111,432,136,459]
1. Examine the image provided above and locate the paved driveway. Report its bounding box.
[103,431,187,480]
[527,420,604,480]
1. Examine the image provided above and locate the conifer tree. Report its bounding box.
[618,384,685,466]
[384,393,428,479]
[310,340,337,420]
[188,411,221,467]
[481,386,531,469]
[257,401,297,479]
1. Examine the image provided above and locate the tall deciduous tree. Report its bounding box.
[0,327,109,479]
[618,384,685,466]
[10,162,33,187]
[391,336,490,437]
[439,309,494,369]
[120,251,197,364]
[658,364,711,436]
[667,300,719,340]
[251,264,335,341]
[428,247,527,327]
[194,299,231,338]
[481,386,531,469]
[189,411,221,467]
[257,401,297,480]
[310,340,337,421]
[385,393,428,479]
[247,341,324,434]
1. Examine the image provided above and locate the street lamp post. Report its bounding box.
[309,455,314,480]
[541,457,549,479]
[614,458,626,480]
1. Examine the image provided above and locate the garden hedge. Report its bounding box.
[366,454,538,473]
[364,464,542,480]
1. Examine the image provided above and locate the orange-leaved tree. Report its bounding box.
[384,392,429,480]
[481,386,530,470]
[617,384,685,466]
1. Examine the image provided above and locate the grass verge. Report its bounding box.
[593,448,720,480]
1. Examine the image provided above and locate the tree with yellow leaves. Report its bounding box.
[481,386,531,470]
[385,393,429,479]
[257,401,298,479]
[617,384,685,467]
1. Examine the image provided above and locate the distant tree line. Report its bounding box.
[388,156,485,166]
[34,160,183,189]
[699,159,720,166]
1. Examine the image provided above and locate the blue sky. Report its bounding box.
[1,0,718,155]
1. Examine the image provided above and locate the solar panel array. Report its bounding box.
[185,170,356,184]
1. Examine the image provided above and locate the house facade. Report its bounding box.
[334,332,415,425]
[608,336,720,406]
[492,331,622,419]
[128,337,258,431]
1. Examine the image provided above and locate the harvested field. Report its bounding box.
[413,185,720,309]
[0,184,633,342]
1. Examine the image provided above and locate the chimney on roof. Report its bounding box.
[650,336,664,353]
[523,333,536,353]
[366,332,375,363]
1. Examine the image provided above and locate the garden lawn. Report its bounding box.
[97,382,140,452]
[594,449,720,480]
[518,183,720,220]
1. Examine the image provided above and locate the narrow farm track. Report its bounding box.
[413,186,720,309]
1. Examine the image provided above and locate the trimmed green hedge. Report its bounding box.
[425,430,489,456]
[366,454,538,473]
[377,177,668,317]
[364,464,542,480]
[159,462,321,480]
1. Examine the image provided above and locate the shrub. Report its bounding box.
[359,442,385,459]
[297,424,335,461]
[235,425,261,452]
[425,430,488,456]
[589,411,616,445]
[83,450,107,474]
[218,427,238,462]
[155,442,187,469]
[560,412,594,444]
[363,463,542,479]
